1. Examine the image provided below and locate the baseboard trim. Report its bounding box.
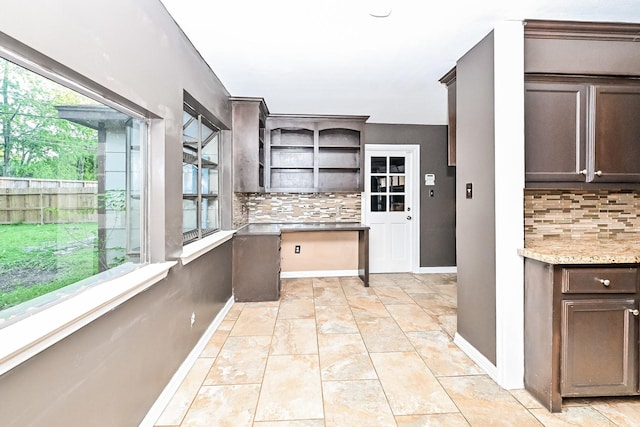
[280,269,359,279]
[454,332,498,382]
[281,268,457,278]
[416,266,457,274]
[139,296,235,427]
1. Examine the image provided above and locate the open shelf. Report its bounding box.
[318,148,360,169]
[318,144,361,149]
[270,128,314,146]
[270,168,314,190]
[318,169,361,191]
[271,146,314,168]
[265,115,368,192]
[319,128,360,146]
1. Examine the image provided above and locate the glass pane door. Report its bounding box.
[364,146,416,274]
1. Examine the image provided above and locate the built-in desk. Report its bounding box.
[233,222,369,301]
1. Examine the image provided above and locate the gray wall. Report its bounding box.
[0,0,234,425]
[0,242,232,427]
[455,32,497,364]
[365,124,456,267]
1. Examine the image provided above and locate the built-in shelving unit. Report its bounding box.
[318,127,361,191]
[265,115,368,192]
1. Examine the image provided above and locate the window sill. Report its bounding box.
[179,230,235,265]
[0,261,176,377]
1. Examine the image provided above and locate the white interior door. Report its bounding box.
[364,145,419,273]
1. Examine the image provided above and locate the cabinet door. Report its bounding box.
[525,83,587,182]
[591,85,640,182]
[561,298,637,397]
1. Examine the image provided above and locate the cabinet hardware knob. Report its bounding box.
[579,169,587,175]
[630,309,639,316]
[406,216,412,220]
[595,170,603,176]
[599,279,611,287]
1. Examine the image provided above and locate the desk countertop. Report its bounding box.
[235,222,370,236]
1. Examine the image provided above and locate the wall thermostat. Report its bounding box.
[424,173,436,186]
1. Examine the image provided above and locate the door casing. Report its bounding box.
[363,144,420,273]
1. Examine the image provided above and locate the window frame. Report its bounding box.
[0,42,167,377]
[182,100,221,245]
[0,44,151,322]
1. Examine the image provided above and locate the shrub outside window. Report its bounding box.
[182,102,220,244]
[0,55,147,325]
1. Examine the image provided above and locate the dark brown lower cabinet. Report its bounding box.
[561,298,637,397]
[524,259,640,412]
[232,234,281,302]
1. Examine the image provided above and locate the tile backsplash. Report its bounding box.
[524,189,640,240]
[233,192,361,228]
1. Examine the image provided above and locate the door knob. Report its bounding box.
[630,309,639,316]
[406,216,412,220]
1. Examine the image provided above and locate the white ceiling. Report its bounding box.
[160,0,640,125]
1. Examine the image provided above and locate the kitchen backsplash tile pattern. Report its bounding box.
[233,193,250,228]
[233,192,361,228]
[524,189,640,240]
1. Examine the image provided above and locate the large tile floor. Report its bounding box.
[153,274,640,426]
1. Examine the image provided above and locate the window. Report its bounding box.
[0,55,146,324]
[182,102,220,244]
[370,156,406,212]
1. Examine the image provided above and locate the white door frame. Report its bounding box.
[363,144,421,273]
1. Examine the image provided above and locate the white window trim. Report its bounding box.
[179,229,235,265]
[0,262,176,377]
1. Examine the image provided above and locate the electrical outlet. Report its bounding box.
[295,245,301,254]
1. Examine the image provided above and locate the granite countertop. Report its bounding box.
[518,239,640,264]
[235,222,370,236]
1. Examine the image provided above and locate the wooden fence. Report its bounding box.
[0,178,98,224]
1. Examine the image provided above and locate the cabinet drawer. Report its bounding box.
[562,267,638,294]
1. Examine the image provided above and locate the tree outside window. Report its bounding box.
[0,56,146,321]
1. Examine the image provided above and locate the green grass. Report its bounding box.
[0,223,99,310]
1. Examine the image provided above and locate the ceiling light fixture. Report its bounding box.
[369,0,392,18]
[369,8,392,18]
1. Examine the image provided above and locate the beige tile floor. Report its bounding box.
[153,273,640,427]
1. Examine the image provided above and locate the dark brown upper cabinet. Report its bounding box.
[439,67,456,166]
[265,115,368,192]
[592,85,640,183]
[525,82,587,182]
[231,97,269,193]
[525,80,640,185]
